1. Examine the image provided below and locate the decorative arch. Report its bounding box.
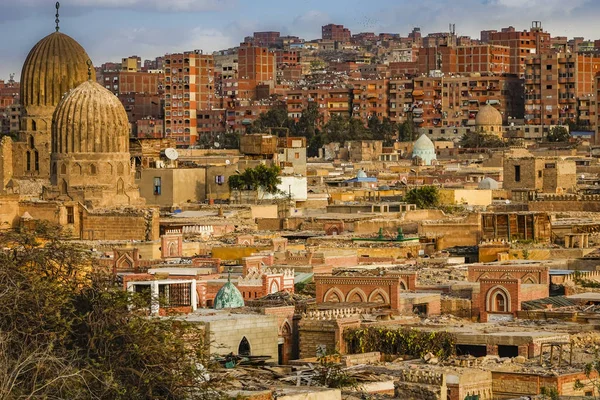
[346,287,367,303]
[90,164,97,175]
[323,287,344,303]
[478,272,490,281]
[31,121,37,133]
[61,163,67,175]
[500,272,514,280]
[399,280,408,290]
[117,162,124,175]
[269,280,280,294]
[238,337,251,356]
[167,242,177,257]
[28,135,35,148]
[116,253,134,270]
[368,288,390,304]
[71,163,81,175]
[485,285,512,313]
[521,273,537,284]
[281,320,292,337]
[116,178,124,195]
[60,179,68,194]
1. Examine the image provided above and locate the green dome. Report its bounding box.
[214,280,244,310]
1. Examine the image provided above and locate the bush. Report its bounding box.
[344,327,456,360]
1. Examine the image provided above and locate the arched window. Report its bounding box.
[90,164,97,175]
[26,151,31,171]
[117,163,124,175]
[34,151,39,172]
[116,178,124,195]
[494,292,507,312]
[29,135,35,149]
[238,337,251,356]
[31,121,36,132]
[61,179,68,194]
[61,163,67,175]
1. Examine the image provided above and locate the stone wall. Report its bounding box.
[205,314,279,362]
[491,371,597,398]
[81,208,159,241]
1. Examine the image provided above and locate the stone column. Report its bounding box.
[191,279,198,311]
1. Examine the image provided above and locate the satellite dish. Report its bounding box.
[214,142,220,148]
[164,148,179,160]
[225,160,231,165]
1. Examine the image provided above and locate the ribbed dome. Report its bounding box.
[475,104,502,126]
[52,80,129,154]
[20,32,95,109]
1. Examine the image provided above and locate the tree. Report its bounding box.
[459,132,505,148]
[247,106,291,134]
[0,222,216,399]
[228,164,282,202]
[547,126,571,142]
[368,116,398,146]
[574,359,600,398]
[398,119,415,142]
[404,186,440,209]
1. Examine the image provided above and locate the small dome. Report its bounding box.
[356,169,367,179]
[475,104,502,126]
[20,32,95,109]
[478,177,499,190]
[412,134,437,166]
[214,280,244,309]
[413,134,435,152]
[52,80,130,154]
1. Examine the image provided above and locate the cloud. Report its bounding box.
[9,0,237,13]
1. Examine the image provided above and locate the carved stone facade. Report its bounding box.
[314,273,417,309]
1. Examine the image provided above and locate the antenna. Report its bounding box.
[55,2,60,32]
[449,23,455,36]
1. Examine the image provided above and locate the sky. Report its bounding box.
[1,0,599,80]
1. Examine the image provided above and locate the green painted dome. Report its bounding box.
[214,278,244,310]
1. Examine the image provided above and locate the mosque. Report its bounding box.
[0,4,157,240]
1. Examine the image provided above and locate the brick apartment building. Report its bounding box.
[237,43,276,100]
[417,45,510,75]
[0,78,19,134]
[246,31,281,48]
[525,53,600,126]
[164,51,215,145]
[488,23,552,76]
[322,24,351,42]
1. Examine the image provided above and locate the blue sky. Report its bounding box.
[1,0,598,80]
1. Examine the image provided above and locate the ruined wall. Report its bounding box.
[81,208,159,241]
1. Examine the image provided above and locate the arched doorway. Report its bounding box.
[238,337,251,356]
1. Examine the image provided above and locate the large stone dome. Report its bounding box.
[475,104,502,126]
[52,80,129,154]
[20,32,95,109]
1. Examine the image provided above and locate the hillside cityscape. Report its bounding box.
[5,2,600,399]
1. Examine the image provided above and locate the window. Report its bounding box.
[154,177,162,195]
[514,165,521,182]
[295,152,300,159]
[215,175,225,185]
[538,170,542,178]
[66,206,75,224]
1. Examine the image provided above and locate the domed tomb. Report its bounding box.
[214,273,245,310]
[478,177,499,190]
[475,104,503,135]
[46,79,143,208]
[14,3,96,184]
[412,134,437,166]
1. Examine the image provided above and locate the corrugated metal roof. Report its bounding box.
[521,295,577,310]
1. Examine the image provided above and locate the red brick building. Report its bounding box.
[322,24,351,42]
[237,43,276,100]
[164,51,215,145]
[489,23,552,76]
